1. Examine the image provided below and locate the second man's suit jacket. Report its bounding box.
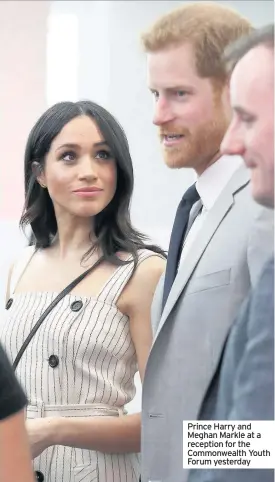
[188,256,274,482]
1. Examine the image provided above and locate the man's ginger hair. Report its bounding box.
[141,2,253,86]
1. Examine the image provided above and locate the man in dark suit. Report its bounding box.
[188,23,274,482]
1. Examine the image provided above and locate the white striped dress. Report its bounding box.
[1,248,157,482]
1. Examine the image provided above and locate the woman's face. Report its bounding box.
[37,115,117,220]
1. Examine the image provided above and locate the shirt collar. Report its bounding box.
[195,155,244,211]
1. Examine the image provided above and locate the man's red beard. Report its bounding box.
[158,114,229,171]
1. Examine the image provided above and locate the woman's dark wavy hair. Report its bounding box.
[20,100,165,266]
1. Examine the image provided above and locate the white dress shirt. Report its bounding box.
[178,155,244,267]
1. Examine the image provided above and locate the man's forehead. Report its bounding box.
[230,45,273,104]
[146,42,198,86]
[231,45,273,92]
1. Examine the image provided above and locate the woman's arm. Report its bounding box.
[27,255,166,457]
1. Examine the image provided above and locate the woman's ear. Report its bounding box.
[32,161,47,188]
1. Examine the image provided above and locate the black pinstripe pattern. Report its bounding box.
[0,248,162,481]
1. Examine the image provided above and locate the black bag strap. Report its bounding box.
[13,256,104,371]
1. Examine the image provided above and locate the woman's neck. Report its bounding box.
[52,216,97,260]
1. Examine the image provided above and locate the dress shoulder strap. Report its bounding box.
[97,249,163,306]
[9,246,36,296]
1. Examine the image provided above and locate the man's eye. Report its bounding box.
[242,116,254,124]
[176,90,187,97]
[151,90,159,100]
[238,114,255,126]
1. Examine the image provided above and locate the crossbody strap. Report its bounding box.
[13,256,104,371]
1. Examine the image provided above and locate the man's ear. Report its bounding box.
[32,161,47,188]
[221,80,233,119]
[223,81,231,103]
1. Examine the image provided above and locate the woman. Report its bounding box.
[0,343,34,482]
[1,100,166,481]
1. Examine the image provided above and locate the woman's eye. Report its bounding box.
[95,150,112,160]
[61,151,76,163]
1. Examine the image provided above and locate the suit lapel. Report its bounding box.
[153,165,250,341]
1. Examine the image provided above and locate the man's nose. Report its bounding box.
[153,97,176,126]
[221,124,245,157]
